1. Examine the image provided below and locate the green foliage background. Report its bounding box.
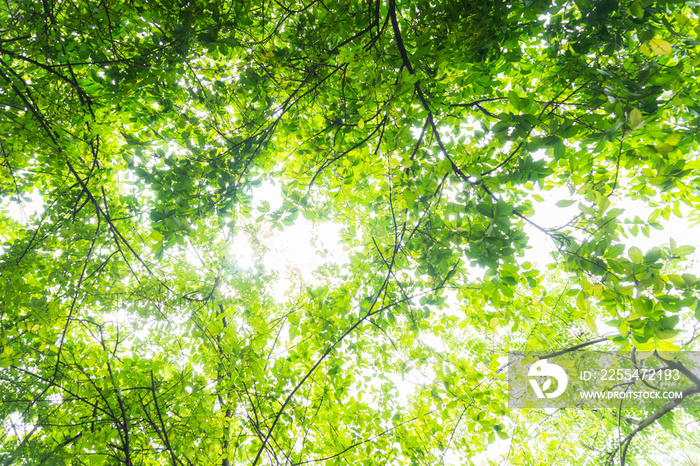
[1,0,700,464]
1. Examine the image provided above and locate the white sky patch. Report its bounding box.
[252,179,284,212]
[3,412,33,438]
[245,181,350,301]
[4,191,44,224]
[263,219,347,301]
[522,186,700,274]
[229,231,257,270]
[519,186,700,343]
[419,331,446,352]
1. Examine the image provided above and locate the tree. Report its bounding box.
[1,0,700,464]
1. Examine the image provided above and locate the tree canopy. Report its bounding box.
[1,0,700,464]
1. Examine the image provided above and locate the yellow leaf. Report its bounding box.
[655,143,674,154]
[576,292,590,312]
[674,12,690,27]
[665,134,682,146]
[357,119,365,129]
[629,108,643,129]
[584,314,597,333]
[649,39,672,55]
[656,340,681,352]
[632,339,655,351]
[640,43,652,57]
[149,230,164,242]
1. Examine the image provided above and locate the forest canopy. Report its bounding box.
[1,0,700,464]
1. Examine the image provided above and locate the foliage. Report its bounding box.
[1,0,700,464]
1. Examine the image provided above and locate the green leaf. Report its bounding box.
[629,1,644,18]
[675,245,695,256]
[628,247,644,263]
[643,248,661,264]
[584,314,597,333]
[508,91,521,110]
[2,3,699,464]
[476,203,493,218]
[629,108,643,129]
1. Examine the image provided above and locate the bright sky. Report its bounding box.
[236,180,700,309]
[4,174,699,464]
